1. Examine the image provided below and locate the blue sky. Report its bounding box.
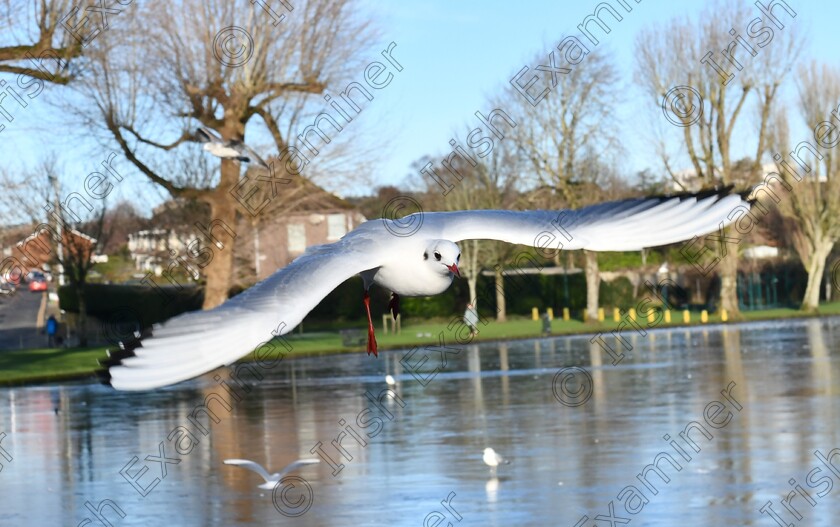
[0,0,834,215]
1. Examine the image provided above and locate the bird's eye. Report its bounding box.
[434,252,441,261]
[423,252,428,260]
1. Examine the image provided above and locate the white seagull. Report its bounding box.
[101,188,750,391]
[196,127,270,169]
[483,447,509,471]
[224,458,320,489]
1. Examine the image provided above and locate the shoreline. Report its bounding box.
[2,306,839,388]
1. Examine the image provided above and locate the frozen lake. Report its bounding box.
[1,317,838,526]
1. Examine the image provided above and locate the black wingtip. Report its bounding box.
[97,336,144,386]
[645,184,736,203]
[95,368,112,386]
[98,347,136,368]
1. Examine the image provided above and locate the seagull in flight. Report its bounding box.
[101,188,749,391]
[195,127,270,169]
[224,458,320,489]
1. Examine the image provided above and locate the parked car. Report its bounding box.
[29,279,48,292]
[26,270,46,283]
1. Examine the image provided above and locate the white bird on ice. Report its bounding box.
[385,374,396,385]
[483,447,509,470]
[223,458,320,489]
[101,188,750,391]
[196,127,270,169]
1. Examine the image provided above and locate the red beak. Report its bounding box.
[447,264,460,278]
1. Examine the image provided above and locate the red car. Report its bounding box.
[28,279,47,292]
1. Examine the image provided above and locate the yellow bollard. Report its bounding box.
[547,307,554,321]
[562,307,570,321]
[532,307,539,321]
[648,310,656,324]
[598,308,605,322]
[683,310,690,323]
[613,307,620,322]
[629,308,637,321]
[664,310,671,324]
[701,310,708,323]
[583,309,588,322]
[721,309,728,322]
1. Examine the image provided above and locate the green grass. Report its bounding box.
[3,302,840,386]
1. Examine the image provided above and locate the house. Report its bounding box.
[0,222,97,282]
[128,228,197,275]
[126,183,366,282]
[243,208,366,280]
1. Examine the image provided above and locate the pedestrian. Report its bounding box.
[464,303,479,337]
[541,311,552,336]
[46,315,58,347]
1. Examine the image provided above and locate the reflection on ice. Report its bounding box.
[0,317,838,526]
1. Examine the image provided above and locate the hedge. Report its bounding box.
[58,283,203,330]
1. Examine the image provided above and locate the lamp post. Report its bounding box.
[47,174,65,286]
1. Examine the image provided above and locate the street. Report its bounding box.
[0,291,45,350]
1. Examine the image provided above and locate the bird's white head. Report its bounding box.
[424,240,460,278]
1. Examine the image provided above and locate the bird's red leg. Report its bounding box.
[388,293,400,320]
[363,291,378,357]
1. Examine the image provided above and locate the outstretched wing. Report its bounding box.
[277,458,321,478]
[196,127,220,143]
[105,227,384,391]
[224,459,274,483]
[420,188,746,252]
[239,143,270,169]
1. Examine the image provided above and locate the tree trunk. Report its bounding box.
[719,248,741,320]
[584,250,600,322]
[801,239,834,313]
[495,267,506,322]
[202,159,239,309]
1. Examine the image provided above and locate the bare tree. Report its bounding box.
[69,0,375,308]
[635,1,802,318]
[0,0,83,84]
[768,62,840,312]
[436,137,522,320]
[506,47,621,322]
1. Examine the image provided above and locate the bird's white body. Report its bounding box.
[483,447,506,468]
[203,143,242,159]
[365,238,459,296]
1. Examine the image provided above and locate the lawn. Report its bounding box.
[2,302,840,386]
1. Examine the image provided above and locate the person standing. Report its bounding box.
[46,315,58,347]
[464,303,479,337]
